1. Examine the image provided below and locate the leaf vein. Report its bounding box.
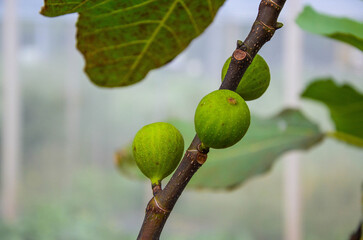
[85,0,113,11]
[86,55,137,69]
[162,24,183,48]
[206,0,214,19]
[69,0,91,13]
[86,40,148,57]
[92,0,158,18]
[81,20,161,36]
[125,0,180,80]
[178,0,201,35]
[44,2,80,6]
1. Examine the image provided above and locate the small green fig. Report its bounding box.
[194,90,250,149]
[132,122,184,185]
[221,54,270,101]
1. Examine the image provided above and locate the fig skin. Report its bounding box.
[194,90,250,149]
[132,122,184,185]
[221,54,270,101]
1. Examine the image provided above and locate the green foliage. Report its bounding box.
[0,168,140,240]
[221,55,270,101]
[115,145,144,180]
[194,90,250,149]
[302,78,363,147]
[296,6,363,51]
[132,122,184,185]
[40,0,226,87]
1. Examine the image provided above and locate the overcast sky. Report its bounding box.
[220,0,363,22]
[0,0,362,22]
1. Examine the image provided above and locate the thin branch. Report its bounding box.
[137,0,286,239]
[350,221,362,240]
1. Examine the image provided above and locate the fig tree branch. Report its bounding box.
[137,0,286,239]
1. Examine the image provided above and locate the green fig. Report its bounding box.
[194,90,250,149]
[132,122,184,185]
[221,54,270,101]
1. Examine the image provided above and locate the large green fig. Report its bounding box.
[194,90,250,149]
[132,122,184,185]
[221,54,270,101]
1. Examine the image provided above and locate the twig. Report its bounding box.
[350,221,362,240]
[137,0,286,239]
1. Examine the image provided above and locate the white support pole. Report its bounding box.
[283,0,303,240]
[1,0,20,223]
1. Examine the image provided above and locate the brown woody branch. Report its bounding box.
[137,0,286,239]
[350,221,362,240]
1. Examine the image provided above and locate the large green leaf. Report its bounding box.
[302,78,363,147]
[116,110,323,190]
[41,0,225,87]
[296,6,363,51]
[189,109,323,189]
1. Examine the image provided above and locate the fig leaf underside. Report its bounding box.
[41,0,226,87]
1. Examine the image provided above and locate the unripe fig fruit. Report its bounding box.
[132,122,184,185]
[221,54,270,101]
[194,90,250,149]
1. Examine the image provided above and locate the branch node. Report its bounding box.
[197,143,209,154]
[263,0,282,10]
[236,40,243,49]
[153,197,170,213]
[233,49,252,64]
[196,151,208,165]
[233,49,247,61]
[237,42,249,52]
[255,20,275,33]
[152,183,162,196]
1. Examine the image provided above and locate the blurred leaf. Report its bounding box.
[302,78,363,148]
[117,110,323,189]
[114,146,144,180]
[296,6,363,51]
[327,132,363,148]
[168,119,196,146]
[189,109,324,189]
[41,0,226,87]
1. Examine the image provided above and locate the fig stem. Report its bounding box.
[137,0,286,239]
[197,143,210,154]
[152,182,162,196]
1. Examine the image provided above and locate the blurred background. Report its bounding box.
[0,0,362,239]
